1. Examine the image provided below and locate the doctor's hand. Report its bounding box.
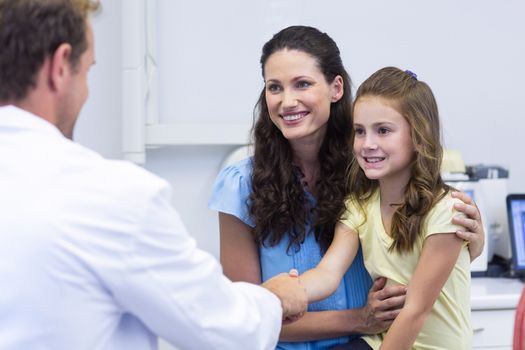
[451,190,485,262]
[261,271,307,324]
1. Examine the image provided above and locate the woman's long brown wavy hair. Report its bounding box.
[348,67,450,253]
[250,26,353,253]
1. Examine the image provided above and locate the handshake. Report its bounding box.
[261,269,308,324]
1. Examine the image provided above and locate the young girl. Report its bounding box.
[300,67,471,350]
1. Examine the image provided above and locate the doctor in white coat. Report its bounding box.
[0,1,307,349]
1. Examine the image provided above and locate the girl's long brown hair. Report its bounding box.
[348,67,450,253]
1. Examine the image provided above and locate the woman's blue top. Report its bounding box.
[209,158,372,350]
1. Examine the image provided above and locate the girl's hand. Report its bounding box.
[451,190,485,261]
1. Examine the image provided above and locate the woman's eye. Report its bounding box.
[378,127,390,135]
[354,127,365,135]
[266,84,281,93]
[296,81,311,88]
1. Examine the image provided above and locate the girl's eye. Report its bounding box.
[266,84,282,93]
[378,127,390,135]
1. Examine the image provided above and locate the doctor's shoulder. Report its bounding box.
[64,140,172,207]
[102,159,172,203]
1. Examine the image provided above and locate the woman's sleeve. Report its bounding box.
[208,161,255,227]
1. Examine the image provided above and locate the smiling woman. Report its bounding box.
[209,26,375,349]
[264,49,343,144]
[250,26,354,256]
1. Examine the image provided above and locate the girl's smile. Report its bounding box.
[353,96,415,187]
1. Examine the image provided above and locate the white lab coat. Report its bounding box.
[0,105,281,350]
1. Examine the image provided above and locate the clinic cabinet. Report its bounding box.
[471,278,523,349]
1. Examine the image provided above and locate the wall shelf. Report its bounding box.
[145,123,251,146]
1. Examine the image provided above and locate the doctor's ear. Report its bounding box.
[330,75,344,102]
[48,43,73,93]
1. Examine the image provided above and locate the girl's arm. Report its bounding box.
[451,190,485,261]
[219,213,405,341]
[300,222,360,303]
[379,232,464,350]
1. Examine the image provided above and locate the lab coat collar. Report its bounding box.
[0,104,64,139]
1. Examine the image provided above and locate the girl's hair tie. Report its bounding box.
[405,70,418,80]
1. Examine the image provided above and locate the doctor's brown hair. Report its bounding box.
[348,66,450,253]
[250,25,353,253]
[0,0,100,102]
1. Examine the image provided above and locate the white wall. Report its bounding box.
[77,1,524,348]
[75,0,122,159]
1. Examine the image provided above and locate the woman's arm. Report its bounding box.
[220,211,357,301]
[280,277,405,341]
[219,212,261,283]
[379,232,464,350]
[451,190,485,261]
[219,213,406,341]
[300,222,360,303]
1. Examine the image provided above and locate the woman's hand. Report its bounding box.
[451,190,485,261]
[359,277,406,334]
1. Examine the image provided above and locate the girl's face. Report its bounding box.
[353,96,415,187]
[263,49,343,145]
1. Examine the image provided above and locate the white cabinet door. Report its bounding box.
[472,309,515,349]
